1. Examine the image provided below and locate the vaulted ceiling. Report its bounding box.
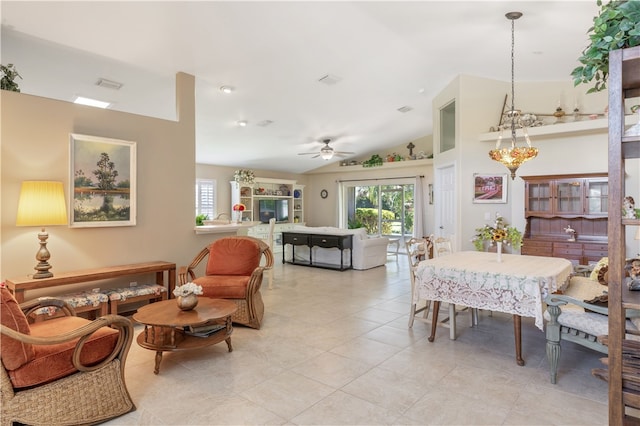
[1,1,600,173]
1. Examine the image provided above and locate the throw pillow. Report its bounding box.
[0,287,35,370]
[597,265,609,286]
[590,257,608,281]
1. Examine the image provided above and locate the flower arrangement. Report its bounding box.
[232,203,246,212]
[172,282,203,297]
[234,169,255,184]
[472,213,523,251]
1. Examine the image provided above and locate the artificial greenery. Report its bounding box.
[195,213,209,226]
[472,213,523,251]
[1,63,22,92]
[571,0,640,93]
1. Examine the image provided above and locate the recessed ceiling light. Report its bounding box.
[257,120,274,127]
[236,120,248,127]
[220,85,235,94]
[397,106,413,113]
[73,96,110,109]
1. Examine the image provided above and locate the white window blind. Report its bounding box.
[196,179,216,218]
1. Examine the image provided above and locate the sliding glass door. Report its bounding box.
[343,182,415,236]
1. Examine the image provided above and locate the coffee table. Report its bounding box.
[132,298,237,374]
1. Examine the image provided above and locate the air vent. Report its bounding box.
[397,106,413,113]
[318,74,342,85]
[96,78,123,90]
[257,120,274,127]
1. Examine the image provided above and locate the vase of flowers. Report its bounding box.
[234,169,255,184]
[232,203,246,223]
[472,213,523,256]
[173,282,203,311]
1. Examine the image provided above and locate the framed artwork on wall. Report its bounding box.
[69,134,137,227]
[473,173,507,204]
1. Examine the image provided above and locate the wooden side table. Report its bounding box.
[132,298,237,374]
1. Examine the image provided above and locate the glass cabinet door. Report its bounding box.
[525,181,552,214]
[555,179,583,214]
[585,179,608,215]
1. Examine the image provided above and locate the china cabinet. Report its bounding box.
[521,173,608,265]
[596,46,640,424]
[523,173,608,218]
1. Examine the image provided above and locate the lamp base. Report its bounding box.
[32,228,53,279]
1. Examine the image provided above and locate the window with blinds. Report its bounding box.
[196,179,216,219]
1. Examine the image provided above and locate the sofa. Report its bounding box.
[284,226,389,270]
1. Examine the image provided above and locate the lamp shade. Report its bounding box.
[16,181,68,226]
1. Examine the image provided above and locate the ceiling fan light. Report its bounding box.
[320,147,334,160]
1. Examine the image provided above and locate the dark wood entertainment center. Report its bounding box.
[520,172,608,266]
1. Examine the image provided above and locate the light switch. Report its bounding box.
[484,212,490,220]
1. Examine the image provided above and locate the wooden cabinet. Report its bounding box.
[521,240,609,266]
[602,46,640,424]
[523,173,608,218]
[230,177,304,224]
[522,173,609,266]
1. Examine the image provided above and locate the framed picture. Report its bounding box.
[69,134,136,227]
[473,173,507,203]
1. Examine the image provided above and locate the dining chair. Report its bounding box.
[432,236,453,257]
[266,218,276,289]
[406,237,460,340]
[406,237,432,327]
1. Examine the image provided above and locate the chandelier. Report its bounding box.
[489,11,538,180]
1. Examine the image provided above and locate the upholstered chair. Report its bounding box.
[0,287,135,426]
[179,236,274,329]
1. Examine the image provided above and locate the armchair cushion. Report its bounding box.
[194,275,251,299]
[9,315,120,389]
[0,288,34,370]
[206,238,261,276]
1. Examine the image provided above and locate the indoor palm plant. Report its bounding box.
[571,0,640,93]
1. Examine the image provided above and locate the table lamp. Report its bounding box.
[16,181,68,278]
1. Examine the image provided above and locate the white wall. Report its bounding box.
[431,74,639,254]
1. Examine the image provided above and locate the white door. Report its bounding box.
[436,164,456,246]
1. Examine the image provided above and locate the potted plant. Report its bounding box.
[571,0,640,93]
[1,63,22,92]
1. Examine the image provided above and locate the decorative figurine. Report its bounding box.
[627,259,640,291]
[623,196,636,219]
[564,225,576,242]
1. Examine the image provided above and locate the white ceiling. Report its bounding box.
[1,1,600,174]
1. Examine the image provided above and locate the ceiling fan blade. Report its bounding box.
[297,152,317,155]
[334,151,355,155]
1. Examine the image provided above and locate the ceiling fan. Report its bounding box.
[297,138,354,160]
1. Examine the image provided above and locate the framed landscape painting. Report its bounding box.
[473,173,507,203]
[70,134,137,227]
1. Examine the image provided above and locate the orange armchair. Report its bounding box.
[179,236,273,329]
[0,287,135,426]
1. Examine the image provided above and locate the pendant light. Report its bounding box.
[489,12,538,180]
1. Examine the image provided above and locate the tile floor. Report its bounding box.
[105,256,609,425]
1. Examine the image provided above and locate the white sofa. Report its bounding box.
[284,226,389,270]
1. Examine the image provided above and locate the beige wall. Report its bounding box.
[0,73,228,295]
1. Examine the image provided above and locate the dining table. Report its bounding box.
[414,250,573,366]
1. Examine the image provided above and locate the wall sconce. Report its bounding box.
[16,181,68,278]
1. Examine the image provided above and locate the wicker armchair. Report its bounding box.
[0,288,135,426]
[179,236,274,329]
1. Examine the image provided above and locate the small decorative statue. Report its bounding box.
[564,225,576,242]
[623,196,636,219]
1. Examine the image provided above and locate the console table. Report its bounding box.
[5,261,176,303]
[281,231,353,271]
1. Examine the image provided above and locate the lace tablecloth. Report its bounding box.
[414,251,573,330]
